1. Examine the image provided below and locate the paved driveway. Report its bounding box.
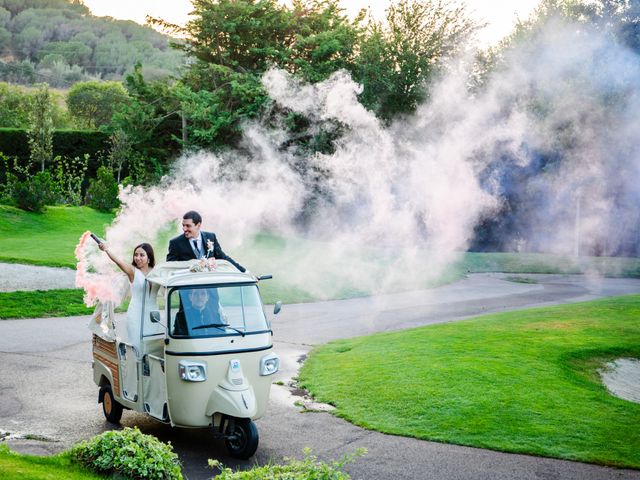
[1,272,639,479]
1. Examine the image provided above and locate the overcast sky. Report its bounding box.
[82,0,541,46]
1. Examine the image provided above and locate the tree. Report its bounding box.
[288,0,364,83]
[352,0,477,121]
[0,60,36,84]
[66,81,129,128]
[0,82,32,127]
[174,67,268,149]
[0,7,10,27]
[38,41,92,66]
[27,83,53,172]
[148,0,362,149]
[108,129,133,183]
[14,26,45,58]
[108,64,183,181]
[168,0,295,71]
[36,60,91,88]
[0,81,72,128]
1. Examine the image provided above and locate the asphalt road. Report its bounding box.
[1,272,639,480]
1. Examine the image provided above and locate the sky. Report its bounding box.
[81,0,541,46]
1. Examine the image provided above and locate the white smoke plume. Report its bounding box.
[76,17,640,305]
[458,18,640,258]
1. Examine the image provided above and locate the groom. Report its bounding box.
[166,210,246,272]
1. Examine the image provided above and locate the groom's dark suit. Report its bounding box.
[166,231,245,272]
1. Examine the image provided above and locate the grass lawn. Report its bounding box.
[461,251,640,278]
[299,295,640,468]
[0,205,114,268]
[0,289,93,319]
[0,445,104,480]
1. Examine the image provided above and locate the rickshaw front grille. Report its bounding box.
[232,378,243,385]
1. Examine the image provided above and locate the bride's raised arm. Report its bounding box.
[99,242,135,283]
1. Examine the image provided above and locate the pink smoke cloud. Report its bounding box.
[75,231,126,307]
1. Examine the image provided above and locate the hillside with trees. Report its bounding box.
[0,0,184,87]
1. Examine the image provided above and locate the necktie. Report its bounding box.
[192,240,200,257]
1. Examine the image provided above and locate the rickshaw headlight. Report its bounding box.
[260,353,280,376]
[178,361,207,382]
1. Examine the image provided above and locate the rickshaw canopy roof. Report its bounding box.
[146,260,255,288]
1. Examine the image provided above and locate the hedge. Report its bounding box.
[0,128,109,177]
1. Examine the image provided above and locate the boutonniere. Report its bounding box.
[206,239,214,258]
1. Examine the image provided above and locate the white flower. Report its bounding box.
[189,257,217,272]
[206,239,214,257]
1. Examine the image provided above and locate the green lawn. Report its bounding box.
[0,445,104,480]
[0,205,114,268]
[461,251,640,278]
[299,295,640,468]
[0,289,93,319]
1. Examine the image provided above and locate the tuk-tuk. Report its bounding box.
[91,260,281,459]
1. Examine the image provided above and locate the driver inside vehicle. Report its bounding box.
[173,288,224,336]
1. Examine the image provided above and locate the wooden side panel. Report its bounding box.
[92,335,120,397]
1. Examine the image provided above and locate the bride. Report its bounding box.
[98,241,161,348]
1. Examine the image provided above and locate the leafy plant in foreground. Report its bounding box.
[69,427,182,480]
[209,447,366,480]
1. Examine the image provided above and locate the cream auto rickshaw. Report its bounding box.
[91,260,281,459]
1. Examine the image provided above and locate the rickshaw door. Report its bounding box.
[142,354,168,421]
[118,343,138,402]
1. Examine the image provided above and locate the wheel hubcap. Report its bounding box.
[229,427,246,449]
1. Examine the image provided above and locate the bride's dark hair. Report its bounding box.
[131,243,155,267]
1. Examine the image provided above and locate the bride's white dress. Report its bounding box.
[126,268,162,348]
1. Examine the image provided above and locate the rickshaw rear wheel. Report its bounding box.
[224,418,258,459]
[100,385,123,423]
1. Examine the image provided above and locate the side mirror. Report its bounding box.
[150,311,161,323]
[257,274,273,281]
[273,301,282,315]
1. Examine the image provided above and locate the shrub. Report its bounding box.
[209,448,366,480]
[85,166,120,211]
[69,427,182,480]
[13,171,57,212]
[51,154,88,205]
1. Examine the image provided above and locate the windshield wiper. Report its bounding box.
[192,323,245,336]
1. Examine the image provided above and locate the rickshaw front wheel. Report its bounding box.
[100,385,123,423]
[224,418,259,459]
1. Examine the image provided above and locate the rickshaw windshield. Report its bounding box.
[169,284,269,338]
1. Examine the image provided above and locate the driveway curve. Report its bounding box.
[0,266,638,480]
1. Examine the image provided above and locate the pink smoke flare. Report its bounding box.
[75,231,122,307]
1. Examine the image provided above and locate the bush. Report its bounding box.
[12,171,57,212]
[51,154,88,205]
[210,448,366,480]
[85,166,120,211]
[69,427,182,480]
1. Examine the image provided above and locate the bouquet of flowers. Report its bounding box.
[189,239,217,272]
[190,257,217,272]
